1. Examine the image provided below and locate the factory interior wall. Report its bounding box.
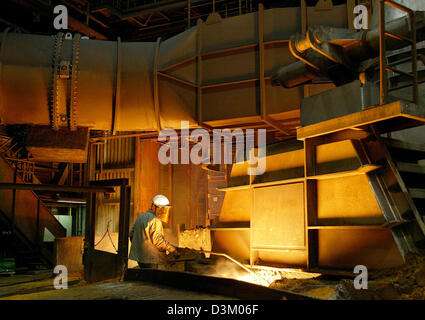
[55,136,213,270]
[3,2,420,274]
[87,137,210,248]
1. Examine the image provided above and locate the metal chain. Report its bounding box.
[69,33,81,131]
[94,220,118,253]
[50,32,64,130]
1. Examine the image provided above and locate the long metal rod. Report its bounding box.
[384,0,413,14]
[187,0,191,28]
[412,9,419,104]
[379,0,418,104]
[153,37,162,132]
[0,183,115,193]
[35,198,40,245]
[196,19,203,125]
[10,167,17,230]
[0,27,10,124]
[379,0,388,105]
[160,40,288,73]
[111,37,122,135]
[194,249,270,285]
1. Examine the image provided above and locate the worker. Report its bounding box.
[129,194,178,269]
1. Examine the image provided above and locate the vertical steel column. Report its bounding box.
[0,28,10,124]
[10,167,17,230]
[379,0,388,105]
[118,183,131,279]
[258,3,291,136]
[84,191,97,282]
[303,138,318,270]
[187,163,192,227]
[111,37,122,135]
[168,163,174,230]
[249,180,257,265]
[187,0,191,28]
[411,10,419,104]
[380,0,418,105]
[35,198,40,243]
[196,19,203,125]
[258,3,266,122]
[153,37,162,132]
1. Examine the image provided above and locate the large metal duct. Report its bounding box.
[0,4,356,138]
[0,32,174,132]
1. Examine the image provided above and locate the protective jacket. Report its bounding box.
[129,210,175,264]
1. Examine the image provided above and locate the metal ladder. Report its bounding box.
[355,128,425,258]
[379,0,419,105]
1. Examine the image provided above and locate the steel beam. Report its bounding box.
[0,183,115,193]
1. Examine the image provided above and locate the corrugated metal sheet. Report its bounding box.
[95,137,135,170]
[90,137,135,238]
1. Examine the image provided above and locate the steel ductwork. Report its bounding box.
[0,4,358,136]
[272,1,425,88]
[0,31,169,132]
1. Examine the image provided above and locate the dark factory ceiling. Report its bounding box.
[1,0,348,42]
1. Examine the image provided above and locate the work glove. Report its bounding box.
[168,247,180,259]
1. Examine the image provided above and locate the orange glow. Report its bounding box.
[207,259,321,287]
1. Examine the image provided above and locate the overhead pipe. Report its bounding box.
[0,4,373,138]
[0,30,175,132]
[0,5,307,134]
[272,1,425,88]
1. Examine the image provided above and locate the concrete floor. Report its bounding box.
[4,255,425,300]
[0,271,233,300]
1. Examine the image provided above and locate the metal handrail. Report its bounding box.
[379,0,419,105]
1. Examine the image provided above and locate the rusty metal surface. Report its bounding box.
[25,125,89,163]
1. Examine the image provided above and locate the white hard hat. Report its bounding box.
[152,194,170,207]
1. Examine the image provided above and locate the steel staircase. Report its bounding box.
[385,137,425,241]
[379,0,420,105]
[354,130,425,258]
[0,135,66,271]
